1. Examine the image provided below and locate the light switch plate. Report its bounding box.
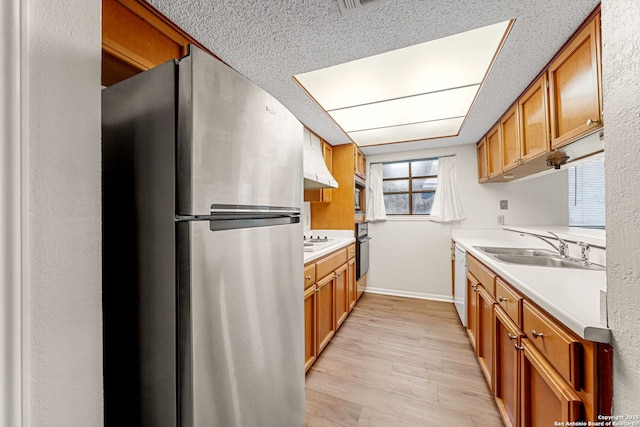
[500,200,508,210]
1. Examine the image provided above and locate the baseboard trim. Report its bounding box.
[364,287,453,303]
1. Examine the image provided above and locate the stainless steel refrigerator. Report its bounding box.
[102,46,304,427]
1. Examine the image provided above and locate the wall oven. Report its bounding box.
[355,222,369,280]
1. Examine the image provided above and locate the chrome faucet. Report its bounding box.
[520,231,569,258]
[578,242,591,264]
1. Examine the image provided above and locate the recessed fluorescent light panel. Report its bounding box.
[294,20,513,147]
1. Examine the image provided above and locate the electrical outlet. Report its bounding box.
[497,215,505,225]
[500,200,508,210]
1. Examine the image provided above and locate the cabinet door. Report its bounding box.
[486,125,502,179]
[520,339,581,427]
[347,257,357,312]
[548,13,602,148]
[501,105,520,172]
[466,273,480,351]
[335,264,348,328]
[304,263,316,290]
[354,145,366,180]
[477,285,495,389]
[477,137,488,182]
[519,75,550,162]
[495,307,524,427]
[316,274,336,354]
[304,286,317,372]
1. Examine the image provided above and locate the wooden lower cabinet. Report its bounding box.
[335,263,348,328]
[466,272,480,351]
[304,246,361,372]
[316,273,336,355]
[304,286,317,372]
[347,257,356,311]
[477,285,495,388]
[458,252,612,426]
[495,306,524,427]
[520,339,581,426]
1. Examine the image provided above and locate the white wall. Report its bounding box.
[366,144,569,299]
[602,0,640,414]
[22,0,103,425]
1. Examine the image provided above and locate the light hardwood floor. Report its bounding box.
[304,293,504,427]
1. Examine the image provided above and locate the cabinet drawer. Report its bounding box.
[467,254,497,296]
[347,243,356,259]
[316,248,348,279]
[304,263,316,290]
[523,300,581,389]
[495,278,523,326]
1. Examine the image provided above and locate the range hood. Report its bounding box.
[303,128,339,189]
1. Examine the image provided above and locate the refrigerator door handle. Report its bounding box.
[209,204,300,216]
[208,214,300,231]
[198,205,301,231]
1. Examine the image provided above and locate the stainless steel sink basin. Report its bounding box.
[492,254,605,271]
[473,246,604,270]
[474,246,557,257]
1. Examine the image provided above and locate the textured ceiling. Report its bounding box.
[147,0,600,155]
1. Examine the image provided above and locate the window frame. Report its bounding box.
[382,158,438,216]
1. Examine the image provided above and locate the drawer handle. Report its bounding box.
[514,343,525,351]
[498,296,508,302]
[507,333,518,341]
[586,118,601,126]
[305,275,312,280]
[531,330,544,339]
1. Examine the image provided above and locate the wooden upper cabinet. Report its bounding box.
[486,125,503,179]
[102,0,216,87]
[518,75,551,162]
[548,12,602,149]
[477,137,488,182]
[500,105,520,172]
[354,146,366,180]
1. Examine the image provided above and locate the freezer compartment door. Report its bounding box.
[177,47,303,215]
[178,220,304,427]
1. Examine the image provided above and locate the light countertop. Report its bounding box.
[452,228,609,343]
[304,229,355,264]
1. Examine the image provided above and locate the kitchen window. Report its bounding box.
[382,158,438,215]
[568,155,605,229]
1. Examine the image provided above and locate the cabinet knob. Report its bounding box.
[531,330,544,339]
[586,118,601,126]
[507,333,517,341]
[514,343,525,351]
[513,159,518,163]
[498,296,508,302]
[305,275,312,281]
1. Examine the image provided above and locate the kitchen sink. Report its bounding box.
[474,246,557,257]
[474,246,605,270]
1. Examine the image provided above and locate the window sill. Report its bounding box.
[383,215,434,222]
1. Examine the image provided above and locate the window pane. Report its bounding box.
[568,156,605,228]
[383,179,409,193]
[383,162,409,179]
[411,159,438,176]
[412,177,437,191]
[413,192,435,215]
[384,193,409,214]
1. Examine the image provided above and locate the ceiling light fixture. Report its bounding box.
[294,20,513,147]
